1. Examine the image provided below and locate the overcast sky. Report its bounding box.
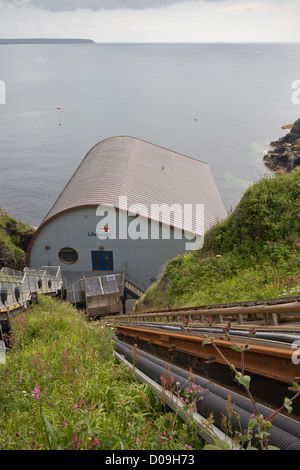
[0,0,299,43]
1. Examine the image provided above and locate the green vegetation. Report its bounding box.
[1,170,300,451]
[136,169,300,311]
[0,208,35,270]
[0,296,202,450]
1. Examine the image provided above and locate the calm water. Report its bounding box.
[0,43,300,227]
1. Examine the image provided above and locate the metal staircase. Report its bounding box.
[121,268,147,313]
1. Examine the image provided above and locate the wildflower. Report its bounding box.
[71,432,83,450]
[88,435,101,450]
[73,403,78,409]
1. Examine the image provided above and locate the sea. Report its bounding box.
[0,42,300,228]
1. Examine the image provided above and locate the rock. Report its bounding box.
[291,118,300,135]
[264,118,300,173]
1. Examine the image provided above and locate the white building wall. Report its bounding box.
[29,207,197,286]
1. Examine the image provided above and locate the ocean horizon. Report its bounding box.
[0,42,300,227]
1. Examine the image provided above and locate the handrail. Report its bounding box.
[104,297,300,327]
[122,267,148,293]
[0,266,63,312]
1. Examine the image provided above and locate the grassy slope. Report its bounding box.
[135,168,300,311]
[0,208,35,270]
[0,296,201,450]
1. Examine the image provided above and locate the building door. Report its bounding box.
[92,251,113,271]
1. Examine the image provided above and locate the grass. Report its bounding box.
[0,208,35,269]
[0,296,203,450]
[135,169,300,311]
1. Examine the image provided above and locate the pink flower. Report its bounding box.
[73,404,78,409]
[71,432,83,450]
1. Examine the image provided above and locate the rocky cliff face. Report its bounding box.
[263,118,300,173]
[0,208,35,270]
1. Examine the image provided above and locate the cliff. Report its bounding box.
[0,208,35,270]
[263,118,300,173]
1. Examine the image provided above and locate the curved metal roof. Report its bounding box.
[26,136,227,264]
[43,136,226,231]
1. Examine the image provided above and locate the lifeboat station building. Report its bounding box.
[26,136,227,290]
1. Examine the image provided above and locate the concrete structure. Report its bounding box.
[26,136,227,288]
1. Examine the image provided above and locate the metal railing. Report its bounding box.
[104,296,300,327]
[0,266,63,312]
[121,268,148,297]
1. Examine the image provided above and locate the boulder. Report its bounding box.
[264,118,300,173]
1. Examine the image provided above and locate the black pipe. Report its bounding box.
[133,323,300,345]
[115,339,300,450]
[116,337,300,436]
[117,338,300,439]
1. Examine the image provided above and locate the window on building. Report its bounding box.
[58,247,78,264]
[92,251,113,271]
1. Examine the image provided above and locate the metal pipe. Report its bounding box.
[114,351,234,447]
[115,339,300,450]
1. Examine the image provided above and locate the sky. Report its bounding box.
[0,0,299,43]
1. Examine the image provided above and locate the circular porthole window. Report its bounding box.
[58,247,78,264]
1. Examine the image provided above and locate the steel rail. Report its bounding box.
[114,324,300,385]
[106,297,300,327]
